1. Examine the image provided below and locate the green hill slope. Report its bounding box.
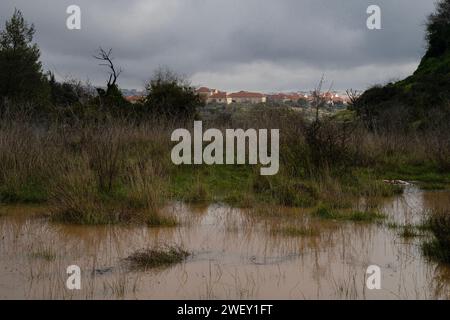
[353,0,450,129]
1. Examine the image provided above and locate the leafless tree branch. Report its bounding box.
[94,47,122,92]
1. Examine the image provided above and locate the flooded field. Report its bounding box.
[0,186,449,300]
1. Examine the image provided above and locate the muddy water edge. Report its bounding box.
[0,186,449,299]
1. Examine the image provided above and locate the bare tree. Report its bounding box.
[310,75,332,122]
[93,47,122,96]
[346,89,360,108]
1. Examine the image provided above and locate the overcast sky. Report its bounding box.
[0,0,436,92]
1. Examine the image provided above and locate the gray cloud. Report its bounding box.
[0,0,436,91]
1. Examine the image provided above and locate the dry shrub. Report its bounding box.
[49,158,112,225]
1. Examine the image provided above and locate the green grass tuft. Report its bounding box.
[312,204,385,222]
[125,246,189,269]
[272,225,319,237]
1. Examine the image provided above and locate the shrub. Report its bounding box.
[144,67,204,120]
[423,210,450,263]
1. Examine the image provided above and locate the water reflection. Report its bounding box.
[0,188,449,299]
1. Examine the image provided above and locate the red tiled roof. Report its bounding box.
[229,91,265,98]
[287,93,302,100]
[267,93,287,100]
[196,87,211,93]
[209,92,228,99]
[267,93,304,101]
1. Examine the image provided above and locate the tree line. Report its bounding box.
[1,3,449,129]
[0,9,204,121]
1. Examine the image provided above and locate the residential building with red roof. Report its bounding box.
[267,92,308,104]
[207,91,232,104]
[228,91,267,104]
[196,87,220,102]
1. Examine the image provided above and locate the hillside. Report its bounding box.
[353,0,450,129]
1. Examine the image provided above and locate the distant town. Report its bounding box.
[122,87,351,108]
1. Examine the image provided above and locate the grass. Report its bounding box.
[125,246,189,269]
[224,192,255,208]
[260,178,319,208]
[399,226,421,238]
[0,106,448,226]
[342,172,405,197]
[312,204,385,222]
[183,176,210,203]
[422,210,450,263]
[271,225,319,237]
[377,163,450,190]
[422,240,450,263]
[50,199,177,227]
[386,222,428,238]
[386,211,450,263]
[419,182,448,190]
[30,248,57,261]
[145,214,178,227]
[103,272,139,299]
[46,131,176,226]
[170,165,253,204]
[249,204,285,218]
[0,181,48,203]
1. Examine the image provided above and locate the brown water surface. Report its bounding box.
[0,187,449,299]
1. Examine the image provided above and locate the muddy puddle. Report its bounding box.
[0,186,449,299]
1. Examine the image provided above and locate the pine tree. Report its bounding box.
[0,9,47,101]
[425,0,450,58]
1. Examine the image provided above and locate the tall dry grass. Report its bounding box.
[0,112,178,225]
[0,104,448,225]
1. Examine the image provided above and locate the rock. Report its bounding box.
[383,180,410,186]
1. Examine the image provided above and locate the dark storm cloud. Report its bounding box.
[0,0,436,91]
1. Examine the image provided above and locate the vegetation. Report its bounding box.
[387,222,428,238]
[422,210,450,263]
[0,9,48,102]
[125,246,189,269]
[399,226,421,239]
[0,2,449,301]
[312,204,385,222]
[0,105,448,225]
[271,225,319,237]
[352,0,450,132]
[143,67,204,120]
[0,7,448,239]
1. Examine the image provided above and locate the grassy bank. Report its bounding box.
[0,106,448,226]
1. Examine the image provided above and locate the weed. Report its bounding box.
[422,210,450,263]
[271,225,319,237]
[125,246,189,269]
[312,204,385,222]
